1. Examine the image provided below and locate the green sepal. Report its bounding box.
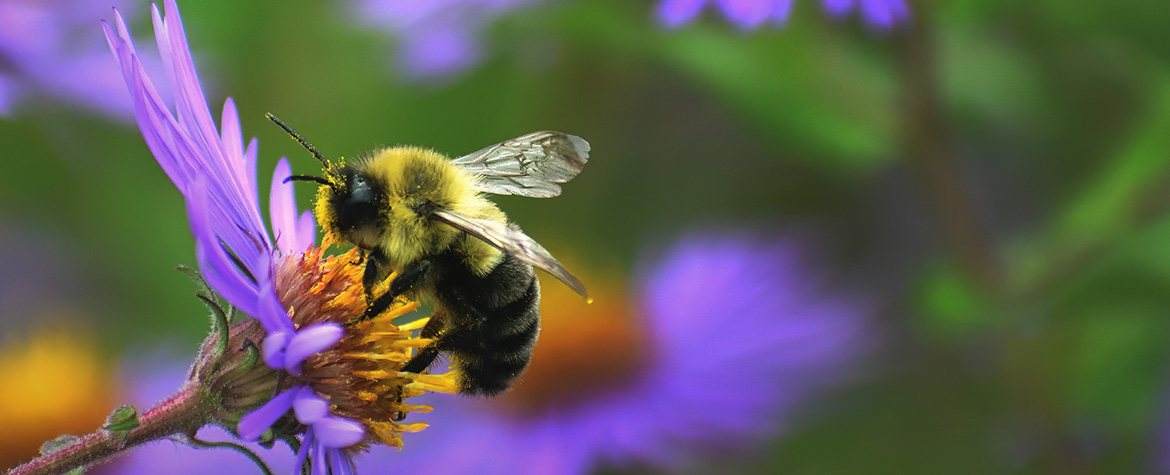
[215,338,261,384]
[196,293,231,361]
[175,264,215,299]
[178,265,232,362]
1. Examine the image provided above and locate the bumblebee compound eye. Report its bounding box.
[337,174,382,232]
[352,176,373,203]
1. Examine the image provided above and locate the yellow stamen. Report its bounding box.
[276,244,454,452]
[397,317,431,331]
[342,352,407,362]
[352,369,394,380]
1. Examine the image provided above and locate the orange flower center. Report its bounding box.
[274,236,457,449]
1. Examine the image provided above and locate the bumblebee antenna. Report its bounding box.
[284,175,332,186]
[265,112,330,168]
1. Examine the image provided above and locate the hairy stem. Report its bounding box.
[6,383,212,475]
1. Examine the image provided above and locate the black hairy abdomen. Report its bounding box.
[432,251,540,396]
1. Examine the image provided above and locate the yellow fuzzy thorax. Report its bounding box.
[315,147,505,276]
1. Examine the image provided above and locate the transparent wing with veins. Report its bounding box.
[451,131,590,198]
[429,208,589,300]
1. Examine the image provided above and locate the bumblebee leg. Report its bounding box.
[398,309,449,374]
[400,327,474,374]
[360,259,432,322]
[401,345,442,374]
[361,252,382,307]
[418,308,448,339]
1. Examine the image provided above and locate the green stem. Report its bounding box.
[5,383,212,475]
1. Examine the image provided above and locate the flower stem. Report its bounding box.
[6,382,213,475]
[897,1,1002,296]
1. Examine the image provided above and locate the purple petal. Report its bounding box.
[312,442,328,475]
[238,386,299,440]
[221,98,258,208]
[313,417,366,448]
[398,24,480,79]
[860,0,909,28]
[185,180,261,315]
[821,0,855,16]
[116,0,274,273]
[330,448,355,475]
[655,0,707,29]
[771,0,796,24]
[295,424,314,472]
[0,2,144,118]
[245,138,260,210]
[294,388,330,425]
[296,210,316,254]
[270,158,298,256]
[0,74,17,117]
[283,324,344,374]
[257,284,295,334]
[715,0,773,29]
[262,330,291,369]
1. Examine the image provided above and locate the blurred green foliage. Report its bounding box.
[6,0,1170,473]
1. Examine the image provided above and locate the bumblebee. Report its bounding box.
[269,113,589,396]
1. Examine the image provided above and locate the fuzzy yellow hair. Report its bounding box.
[315,147,505,276]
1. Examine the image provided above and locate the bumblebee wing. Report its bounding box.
[430,208,589,299]
[451,131,589,198]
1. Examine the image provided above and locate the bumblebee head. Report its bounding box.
[269,113,480,262]
[266,113,379,247]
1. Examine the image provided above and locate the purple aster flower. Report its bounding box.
[102,2,454,473]
[351,0,539,80]
[0,0,161,118]
[656,0,909,30]
[353,232,872,474]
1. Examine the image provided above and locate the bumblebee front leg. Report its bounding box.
[361,250,383,307]
[359,259,432,322]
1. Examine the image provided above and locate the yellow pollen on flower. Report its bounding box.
[342,352,408,362]
[400,372,460,394]
[387,338,434,349]
[276,241,458,450]
[352,369,393,380]
[397,317,431,331]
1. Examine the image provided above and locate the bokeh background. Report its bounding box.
[4,0,1170,473]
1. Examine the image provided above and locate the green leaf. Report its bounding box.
[103,405,140,432]
[1056,73,1170,250]
[39,434,79,455]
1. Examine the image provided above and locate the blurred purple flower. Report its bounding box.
[351,0,540,80]
[355,232,872,474]
[104,1,360,472]
[0,0,161,118]
[656,0,909,30]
